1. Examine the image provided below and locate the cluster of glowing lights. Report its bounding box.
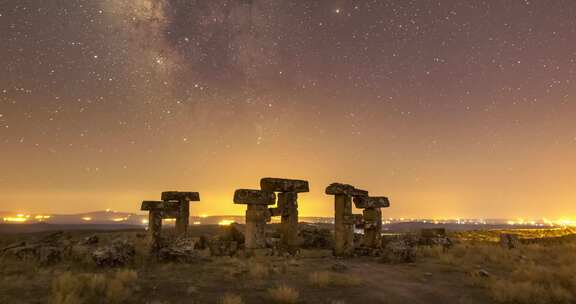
[3,214,50,223]
[81,217,92,221]
[3,215,28,222]
[218,219,235,226]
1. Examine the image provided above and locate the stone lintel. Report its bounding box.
[325,183,368,197]
[234,189,276,205]
[161,191,200,202]
[260,177,309,193]
[141,201,163,211]
[353,196,390,209]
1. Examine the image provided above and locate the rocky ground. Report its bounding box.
[0,225,575,304]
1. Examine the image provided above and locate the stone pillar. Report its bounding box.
[176,200,190,235]
[161,191,200,237]
[326,183,369,257]
[234,189,276,250]
[362,208,382,248]
[353,196,390,249]
[278,192,299,253]
[246,205,269,249]
[334,194,354,256]
[149,209,163,251]
[260,177,309,255]
[141,201,164,253]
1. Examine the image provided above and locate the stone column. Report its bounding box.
[176,200,190,235]
[161,191,200,236]
[362,208,382,247]
[234,189,276,250]
[141,201,164,253]
[149,209,163,251]
[326,183,369,256]
[353,196,390,249]
[260,178,309,254]
[334,194,354,256]
[278,192,299,253]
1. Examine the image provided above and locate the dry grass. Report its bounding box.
[220,293,243,304]
[268,285,299,303]
[247,261,270,279]
[52,269,138,304]
[309,271,362,288]
[421,230,576,303]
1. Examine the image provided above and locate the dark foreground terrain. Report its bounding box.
[1,225,575,304]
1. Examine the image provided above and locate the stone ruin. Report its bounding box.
[233,189,276,251]
[325,183,391,256]
[141,191,200,252]
[325,183,369,256]
[353,196,390,249]
[234,177,309,254]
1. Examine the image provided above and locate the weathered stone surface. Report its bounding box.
[278,192,299,253]
[333,194,355,256]
[1,232,67,265]
[353,196,390,209]
[234,189,276,205]
[157,237,203,263]
[380,234,418,263]
[325,183,368,197]
[92,240,135,267]
[141,200,163,211]
[298,225,333,249]
[245,204,270,249]
[362,208,383,248]
[260,177,309,193]
[161,191,200,202]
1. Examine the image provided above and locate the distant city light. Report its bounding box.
[82,217,92,221]
[218,219,234,226]
[3,217,27,223]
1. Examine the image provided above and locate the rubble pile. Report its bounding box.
[92,240,135,267]
[380,234,419,263]
[0,231,69,265]
[298,225,333,249]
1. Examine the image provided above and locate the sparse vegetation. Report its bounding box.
[268,285,299,303]
[309,271,362,287]
[2,227,576,303]
[51,270,138,304]
[247,261,270,279]
[220,293,243,304]
[418,231,576,303]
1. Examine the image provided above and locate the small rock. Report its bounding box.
[81,235,99,245]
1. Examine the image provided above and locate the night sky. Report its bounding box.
[1,1,575,219]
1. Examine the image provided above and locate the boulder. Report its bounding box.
[157,237,203,263]
[298,226,333,249]
[92,240,135,267]
[380,234,418,263]
[1,239,63,265]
